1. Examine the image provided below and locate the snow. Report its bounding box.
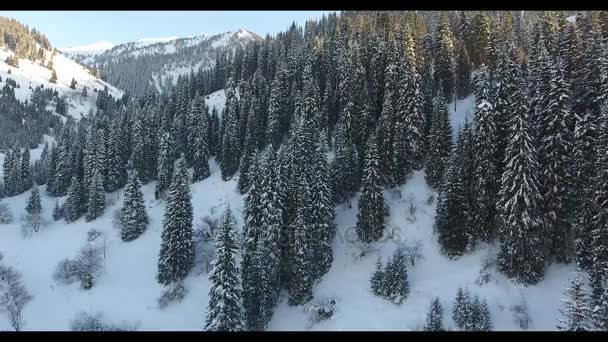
[0,47,123,120]
[0,88,573,331]
[567,15,576,23]
[448,95,476,141]
[59,42,115,56]
[204,89,226,114]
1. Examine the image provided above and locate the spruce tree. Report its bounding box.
[205,206,245,332]
[25,186,41,215]
[157,156,194,286]
[424,297,444,331]
[557,270,592,331]
[287,175,314,306]
[455,42,472,99]
[20,148,32,193]
[370,256,385,297]
[435,14,456,101]
[472,66,500,242]
[64,174,84,223]
[330,114,360,203]
[191,99,211,183]
[155,131,175,200]
[120,171,148,242]
[85,168,105,222]
[356,133,385,243]
[382,248,409,305]
[539,67,574,263]
[425,94,452,189]
[236,149,257,194]
[497,84,545,285]
[50,69,57,84]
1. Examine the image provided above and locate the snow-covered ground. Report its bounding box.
[0,94,572,331]
[448,94,476,141]
[0,47,123,120]
[204,89,227,115]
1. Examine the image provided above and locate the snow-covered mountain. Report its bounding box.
[58,42,116,57]
[0,47,123,121]
[62,29,261,96]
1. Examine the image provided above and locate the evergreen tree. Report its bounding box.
[157,156,194,286]
[191,98,211,183]
[539,67,574,263]
[70,78,77,89]
[424,297,444,331]
[85,168,105,222]
[105,124,128,192]
[236,149,257,194]
[591,274,608,331]
[309,131,335,279]
[497,84,545,285]
[52,200,63,221]
[356,133,385,243]
[453,287,470,329]
[434,131,468,258]
[205,206,245,332]
[155,131,176,200]
[20,148,32,193]
[382,248,409,305]
[120,171,148,242]
[64,174,84,223]
[25,186,41,215]
[455,42,472,99]
[557,270,592,331]
[287,175,314,306]
[472,66,500,242]
[425,94,452,189]
[434,14,456,101]
[330,113,360,203]
[370,256,385,297]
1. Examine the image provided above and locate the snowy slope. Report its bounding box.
[0,95,572,331]
[0,46,123,120]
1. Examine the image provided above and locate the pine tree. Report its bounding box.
[191,98,211,183]
[453,287,468,328]
[455,42,472,99]
[85,168,105,222]
[497,83,545,285]
[424,297,444,331]
[64,174,84,223]
[591,274,608,331]
[425,94,452,189]
[105,125,128,192]
[155,131,176,200]
[435,14,456,101]
[287,175,314,306]
[236,149,257,194]
[205,206,245,332]
[434,132,468,258]
[330,113,360,203]
[558,270,592,331]
[20,148,32,193]
[157,156,194,286]
[120,171,148,242]
[25,186,41,215]
[382,248,409,305]
[472,66,500,242]
[52,200,63,221]
[309,131,335,279]
[370,256,385,297]
[356,133,385,243]
[539,67,574,263]
[70,78,77,89]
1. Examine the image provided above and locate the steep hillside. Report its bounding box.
[61,30,261,96]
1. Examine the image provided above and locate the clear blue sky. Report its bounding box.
[0,11,334,48]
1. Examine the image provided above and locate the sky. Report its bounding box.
[0,11,334,48]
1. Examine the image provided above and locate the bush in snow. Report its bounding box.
[0,203,14,224]
[511,292,531,331]
[0,264,33,331]
[157,281,187,309]
[87,228,102,242]
[70,311,137,331]
[405,193,417,223]
[53,244,104,290]
[476,253,496,286]
[402,239,424,266]
[306,298,336,328]
[52,201,64,221]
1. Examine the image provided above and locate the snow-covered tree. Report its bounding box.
[356,133,385,243]
[157,156,194,286]
[425,94,452,189]
[120,171,148,242]
[205,206,245,331]
[424,297,444,331]
[558,270,592,331]
[85,169,105,222]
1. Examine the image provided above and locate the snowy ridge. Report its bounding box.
[0,46,123,120]
[58,42,115,56]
